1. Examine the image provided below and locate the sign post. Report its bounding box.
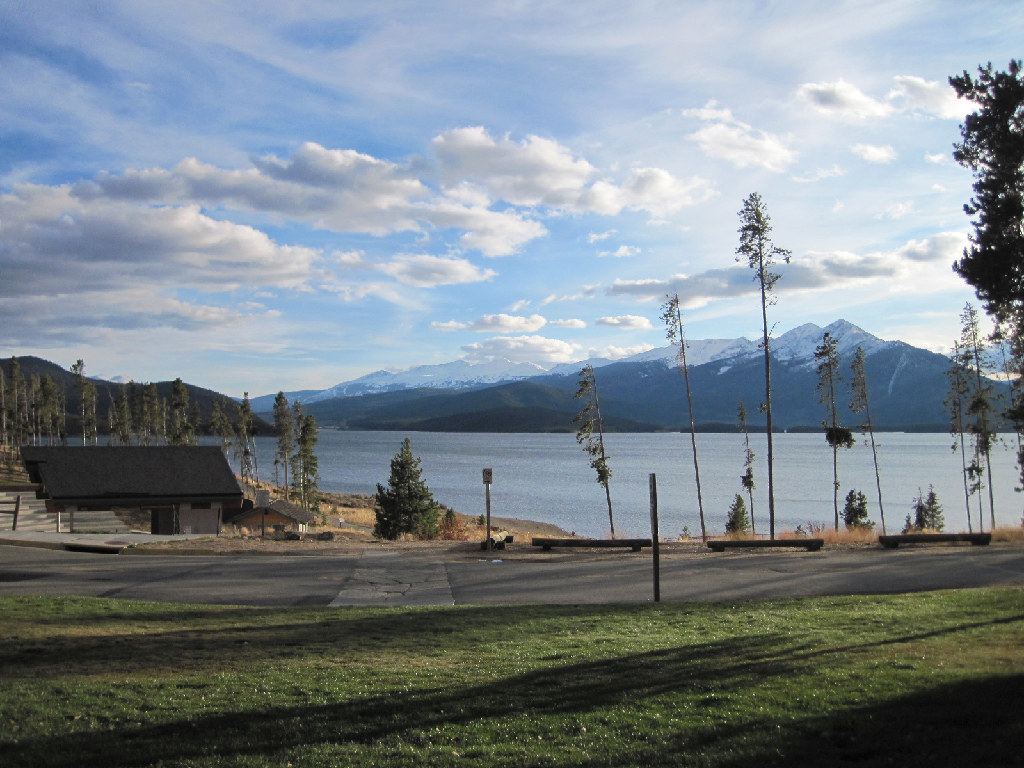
[649,473,661,602]
[483,468,493,551]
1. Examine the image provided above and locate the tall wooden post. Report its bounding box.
[650,473,660,603]
[483,468,493,551]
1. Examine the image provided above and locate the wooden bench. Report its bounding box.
[532,537,652,552]
[878,533,992,549]
[706,538,824,552]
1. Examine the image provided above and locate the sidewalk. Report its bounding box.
[0,530,210,553]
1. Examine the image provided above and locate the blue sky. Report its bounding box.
[1,1,1020,397]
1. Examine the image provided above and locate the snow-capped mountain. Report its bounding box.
[304,358,549,402]
[263,320,899,409]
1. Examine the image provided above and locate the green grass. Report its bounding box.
[1,589,1022,767]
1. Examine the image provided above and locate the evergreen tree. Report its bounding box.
[842,489,874,530]
[815,332,855,530]
[909,487,945,532]
[725,494,750,535]
[374,437,440,540]
[737,402,756,536]
[662,293,707,540]
[235,393,258,488]
[850,346,887,534]
[273,391,294,494]
[290,410,319,512]
[168,378,192,445]
[949,61,1024,327]
[572,364,615,538]
[959,303,997,529]
[209,398,234,456]
[946,341,978,532]
[736,192,790,539]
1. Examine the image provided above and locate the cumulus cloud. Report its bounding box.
[596,315,654,329]
[799,76,967,120]
[461,335,579,364]
[606,232,968,305]
[852,143,897,163]
[685,101,796,172]
[377,254,497,287]
[888,75,968,119]
[797,79,893,120]
[433,313,548,333]
[588,230,617,243]
[550,318,586,328]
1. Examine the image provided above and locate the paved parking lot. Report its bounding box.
[2,536,1023,606]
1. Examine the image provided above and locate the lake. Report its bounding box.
[230,431,1023,539]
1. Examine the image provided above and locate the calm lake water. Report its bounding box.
[232,431,1023,539]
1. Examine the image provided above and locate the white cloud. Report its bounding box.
[467,313,548,332]
[588,230,617,243]
[852,143,897,163]
[607,232,968,305]
[596,315,653,329]
[888,76,968,119]
[880,201,914,219]
[799,75,968,121]
[461,334,579,364]
[792,165,845,183]
[925,152,948,164]
[599,245,640,258]
[592,344,655,360]
[685,102,796,172]
[378,254,497,287]
[550,318,586,329]
[797,79,893,120]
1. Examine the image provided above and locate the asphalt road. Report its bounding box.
[2,542,1023,607]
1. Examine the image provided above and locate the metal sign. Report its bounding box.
[482,468,493,484]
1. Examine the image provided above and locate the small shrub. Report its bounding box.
[725,494,750,535]
[438,508,470,541]
[842,489,874,531]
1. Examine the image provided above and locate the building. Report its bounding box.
[20,445,243,534]
[226,493,319,535]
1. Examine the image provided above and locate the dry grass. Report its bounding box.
[992,525,1024,543]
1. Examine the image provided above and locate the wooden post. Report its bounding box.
[483,468,493,551]
[649,473,660,603]
[12,495,19,531]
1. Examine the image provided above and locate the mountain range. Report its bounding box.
[251,320,1002,433]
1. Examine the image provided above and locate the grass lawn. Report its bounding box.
[1,589,1022,767]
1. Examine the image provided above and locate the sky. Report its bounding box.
[1,1,1021,397]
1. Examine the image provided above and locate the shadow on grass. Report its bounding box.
[5,625,1024,766]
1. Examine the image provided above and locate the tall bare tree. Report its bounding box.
[662,293,707,540]
[736,192,790,539]
[960,303,997,529]
[850,347,886,534]
[572,364,615,538]
[815,332,855,530]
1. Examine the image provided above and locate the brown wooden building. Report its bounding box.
[21,445,243,534]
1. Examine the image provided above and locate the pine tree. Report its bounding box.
[374,437,440,540]
[946,341,978,532]
[842,489,874,531]
[209,398,234,455]
[662,293,707,540]
[273,392,294,494]
[290,411,319,512]
[850,346,886,534]
[736,192,791,539]
[737,402,756,536]
[815,332,855,530]
[572,364,615,538]
[959,303,997,529]
[725,494,750,536]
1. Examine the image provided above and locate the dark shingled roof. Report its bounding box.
[227,498,319,526]
[21,446,243,506]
